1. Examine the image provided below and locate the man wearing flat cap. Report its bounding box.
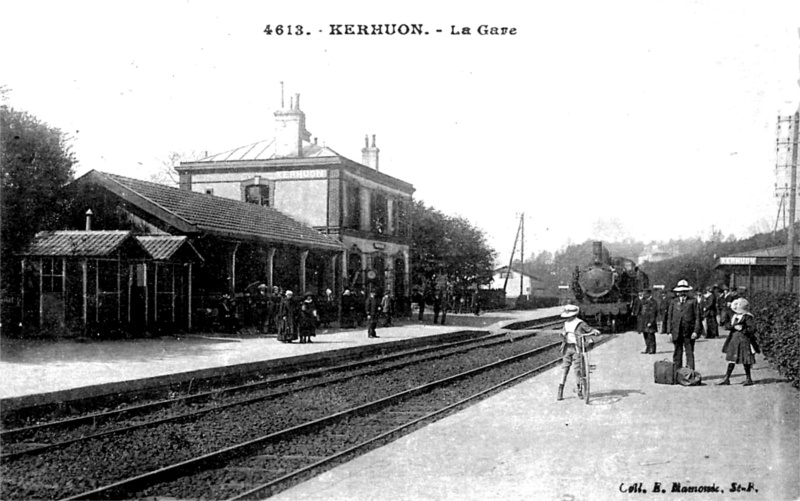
[666,279,703,371]
[637,288,659,354]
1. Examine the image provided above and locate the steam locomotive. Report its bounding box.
[570,241,649,332]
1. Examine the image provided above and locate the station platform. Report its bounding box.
[271,326,800,501]
[0,307,562,408]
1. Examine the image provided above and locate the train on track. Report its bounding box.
[570,241,649,332]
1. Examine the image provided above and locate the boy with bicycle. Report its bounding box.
[558,304,601,401]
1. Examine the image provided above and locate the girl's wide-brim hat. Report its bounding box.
[560,304,580,318]
[673,279,693,292]
[731,298,750,314]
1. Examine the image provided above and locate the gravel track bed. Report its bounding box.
[0,334,558,501]
[1,334,522,452]
[138,348,559,500]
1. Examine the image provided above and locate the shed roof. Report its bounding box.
[76,171,344,251]
[135,236,204,262]
[725,245,795,258]
[22,230,144,257]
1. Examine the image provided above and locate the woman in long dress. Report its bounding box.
[298,295,318,343]
[277,290,297,343]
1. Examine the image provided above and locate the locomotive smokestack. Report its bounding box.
[592,241,603,264]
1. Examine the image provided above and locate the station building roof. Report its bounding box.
[75,170,344,251]
[178,139,415,195]
[195,138,338,163]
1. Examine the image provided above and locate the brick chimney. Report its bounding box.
[361,134,380,171]
[274,88,312,158]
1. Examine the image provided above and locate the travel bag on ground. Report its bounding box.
[654,360,675,385]
[676,367,702,386]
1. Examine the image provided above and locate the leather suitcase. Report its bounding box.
[654,360,675,385]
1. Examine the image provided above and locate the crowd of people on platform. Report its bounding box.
[630,280,759,385]
[410,287,482,323]
[557,279,761,401]
[209,282,483,343]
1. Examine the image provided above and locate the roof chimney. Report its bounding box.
[85,209,93,231]
[361,134,380,171]
[274,87,312,158]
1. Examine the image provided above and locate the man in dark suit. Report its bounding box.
[666,279,703,371]
[432,289,443,324]
[702,285,719,338]
[365,289,381,338]
[637,288,659,354]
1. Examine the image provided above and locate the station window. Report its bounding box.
[371,193,388,234]
[41,258,64,293]
[394,200,409,238]
[345,184,361,229]
[245,184,270,206]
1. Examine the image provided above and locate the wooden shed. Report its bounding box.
[20,230,203,336]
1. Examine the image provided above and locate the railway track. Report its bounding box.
[1,316,574,500]
[1,317,561,458]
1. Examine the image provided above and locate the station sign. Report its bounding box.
[719,257,757,265]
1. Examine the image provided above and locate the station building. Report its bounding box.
[175,93,415,302]
[16,92,415,337]
[19,171,345,335]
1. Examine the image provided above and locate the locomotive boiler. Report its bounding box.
[571,241,649,332]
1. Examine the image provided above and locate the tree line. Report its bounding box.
[518,230,791,295]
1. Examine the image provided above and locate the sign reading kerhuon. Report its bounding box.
[720,257,757,265]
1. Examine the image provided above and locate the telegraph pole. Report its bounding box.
[503,214,523,294]
[786,110,798,294]
[520,213,525,298]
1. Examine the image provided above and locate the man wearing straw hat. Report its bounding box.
[666,279,703,372]
[557,304,600,401]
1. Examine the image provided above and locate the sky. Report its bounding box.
[2,1,799,265]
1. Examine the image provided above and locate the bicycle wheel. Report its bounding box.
[582,352,591,404]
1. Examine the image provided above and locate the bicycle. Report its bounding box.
[575,331,597,404]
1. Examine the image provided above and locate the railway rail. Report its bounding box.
[1,316,578,500]
[1,316,561,459]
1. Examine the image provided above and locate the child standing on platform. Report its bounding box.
[557,304,600,401]
[718,298,760,386]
